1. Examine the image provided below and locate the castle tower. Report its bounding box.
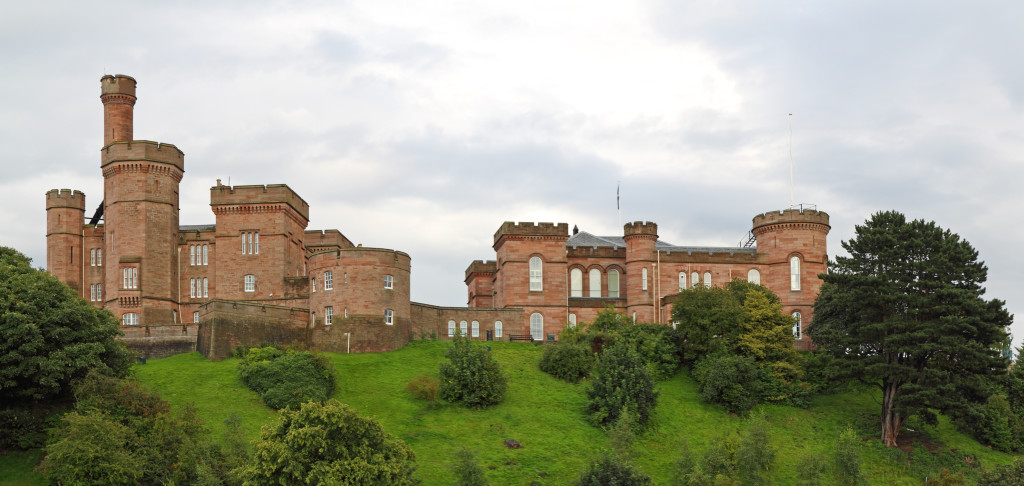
[45,189,86,295]
[100,75,185,325]
[491,222,569,339]
[623,221,658,323]
[751,208,830,348]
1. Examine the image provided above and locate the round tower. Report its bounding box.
[623,221,658,323]
[101,75,136,146]
[751,208,830,349]
[45,189,86,294]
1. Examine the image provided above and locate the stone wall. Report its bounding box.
[197,299,310,360]
[120,323,198,359]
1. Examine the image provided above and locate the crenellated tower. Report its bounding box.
[623,221,658,322]
[45,189,86,294]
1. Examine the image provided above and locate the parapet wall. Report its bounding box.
[493,222,568,245]
[464,260,497,280]
[210,183,310,221]
[196,300,310,360]
[45,189,85,210]
[101,141,184,171]
[623,221,658,237]
[101,74,137,97]
[120,323,197,359]
[304,229,354,250]
[752,209,830,231]
[410,302,525,340]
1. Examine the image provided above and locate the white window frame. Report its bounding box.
[748,269,760,285]
[679,272,686,291]
[325,271,333,290]
[642,267,648,291]
[494,321,503,338]
[202,245,208,265]
[97,249,102,266]
[704,272,712,289]
[691,272,699,289]
[608,269,620,298]
[384,274,393,289]
[254,232,259,254]
[190,245,195,265]
[244,274,255,292]
[90,249,96,266]
[312,275,316,292]
[448,320,456,337]
[96,284,101,301]
[90,284,96,301]
[194,311,199,323]
[570,268,583,297]
[791,256,801,291]
[471,321,479,337]
[122,313,139,326]
[589,268,601,297]
[460,320,468,336]
[203,278,208,298]
[241,232,247,254]
[190,278,196,298]
[326,306,333,325]
[385,309,394,325]
[529,256,543,291]
[569,313,577,327]
[530,313,543,341]
[793,311,802,339]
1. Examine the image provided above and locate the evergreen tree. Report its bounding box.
[585,342,658,429]
[809,211,1012,447]
[438,334,507,408]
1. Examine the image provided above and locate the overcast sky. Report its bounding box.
[2,1,1021,349]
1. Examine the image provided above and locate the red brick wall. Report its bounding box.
[410,303,525,341]
[45,189,85,294]
[493,224,569,338]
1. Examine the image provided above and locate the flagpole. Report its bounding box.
[617,181,621,228]
[789,113,794,208]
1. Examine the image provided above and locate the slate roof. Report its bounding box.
[179,224,216,231]
[567,230,756,255]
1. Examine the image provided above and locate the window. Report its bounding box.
[530,313,543,341]
[344,273,348,283]
[311,275,316,292]
[194,311,199,323]
[448,320,456,337]
[472,321,479,337]
[96,249,102,266]
[325,306,333,325]
[122,313,139,326]
[344,308,348,318]
[122,267,137,289]
[529,256,543,291]
[202,245,208,265]
[190,245,195,265]
[608,269,620,298]
[790,256,801,291]
[642,267,648,291]
[678,272,686,291]
[203,278,208,298]
[385,309,394,325]
[244,274,255,292]
[325,271,333,290]
[748,269,760,285]
[632,312,637,323]
[494,321,503,338]
[569,268,583,297]
[190,278,196,298]
[241,233,247,254]
[312,312,316,326]
[96,284,101,301]
[254,232,259,254]
[691,272,699,289]
[792,311,802,339]
[704,272,711,288]
[589,268,601,297]
[242,232,259,254]
[90,284,96,301]
[91,249,96,266]
[569,313,577,327]
[384,274,393,289]
[460,321,468,336]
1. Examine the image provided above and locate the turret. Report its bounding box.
[45,189,86,293]
[100,75,136,146]
[623,221,658,322]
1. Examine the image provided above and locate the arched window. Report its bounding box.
[703,272,711,288]
[448,320,456,337]
[608,269,620,298]
[589,268,601,297]
[570,268,583,297]
[460,320,468,336]
[642,268,648,291]
[529,257,543,291]
[244,274,255,292]
[311,275,316,292]
[691,272,699,289]
[790,256,801,291]
[494,321,503,338]
[678,272,686,291]
[530,313,543,341]
[471,321,479,337]
[569,313,577,327]
[792,311,802,339]
[748,269,760,285]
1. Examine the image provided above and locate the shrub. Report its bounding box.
[795,453,827,486]
[238,347,335,409]
[978,457,1024,485]
[439,335,507,408]
[406,374,440,403]
[833,427,866,486]
[619,323,681,380]
[539,343,594,383]
[41,410,144,485]
[735,413,775,486]
[693,353,767,413]
[451,448,487,486]
[585,342,658,429]
[576,454,652,485]
[240,399,418,485]
[0,404,63,450]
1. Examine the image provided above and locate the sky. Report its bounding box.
[2,1,1021,349]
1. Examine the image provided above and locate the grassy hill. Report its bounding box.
[3,339,1019,484]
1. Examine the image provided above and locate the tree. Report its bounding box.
[0,247,133,405]
[438,334,507,408]
[808,211,1012,447]
[671,285,744,363]
[576,454,652,486]
[241,399,418,485]
[585,342,658,429]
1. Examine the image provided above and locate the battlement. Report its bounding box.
[100,74,137,98]
[623,221,658,237]
[493,222,568,244]
[45,189,86,209]
[210,183,310,221]
[752,208,830,232]
[304,229,354,249]
[465,260,497,279]
[101,141,184,171]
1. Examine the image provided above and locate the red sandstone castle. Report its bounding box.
[46,75,829,357]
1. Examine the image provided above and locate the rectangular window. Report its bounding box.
[325,306,333,325]
[312,276,316,292]
[90,249,96,266]
[384,274,393,289]
[642,267,648,291]
[202,245,208,265]
[123,268,128,289]
[608,270,619,298]
[190,278,196,298]
[325,271,333,290]
[90,284,96,301]
[122,313,138,326]
[123,267,137,289]
[96,284,101,301]
[203,278,208,298]
[241,232,247,254]
[529,257,543,291]
[254,232,259,254]
[448,320,455,337]
[194,311,199,323]
[471,321,479,337]
[244,275,255,292]
[385,309,394,325]
[96,249,102,266]
[190,245,195,265]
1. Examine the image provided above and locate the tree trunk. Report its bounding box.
[881,381,903,447]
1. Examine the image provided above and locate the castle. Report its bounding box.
[45,75,829,358]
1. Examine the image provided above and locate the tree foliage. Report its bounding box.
[808,211,1013,447]
[585,342,658,429]
[240,399,418,485]
[238,346,336,409]
[539,342,595,383]
[438,334,507,408]
[0,247,133,404]
[575,454,652,486]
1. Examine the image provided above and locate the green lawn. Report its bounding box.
[5,340,1020,484]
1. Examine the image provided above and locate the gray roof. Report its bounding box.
[179,224,216,231]
[567,230,755,255]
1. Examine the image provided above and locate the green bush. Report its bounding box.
[693,353,767,413]
[439,335,507,408]
[576,454,652,485]
[238,347,336,409]
[406,373,440,403]
[978,457,1024,485]
[451,447,487,486]
[538,343,594,383]
[585,342,658,430]
[619,323,681,380]
[735,413,775,486]
[833,427,867,486]
[0,404,63,450]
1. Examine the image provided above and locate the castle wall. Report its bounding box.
[45,189,85,295]
[196,300,310,360]
[120,323,198,358]
[410,303,525,340]
[493,222,569,338]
